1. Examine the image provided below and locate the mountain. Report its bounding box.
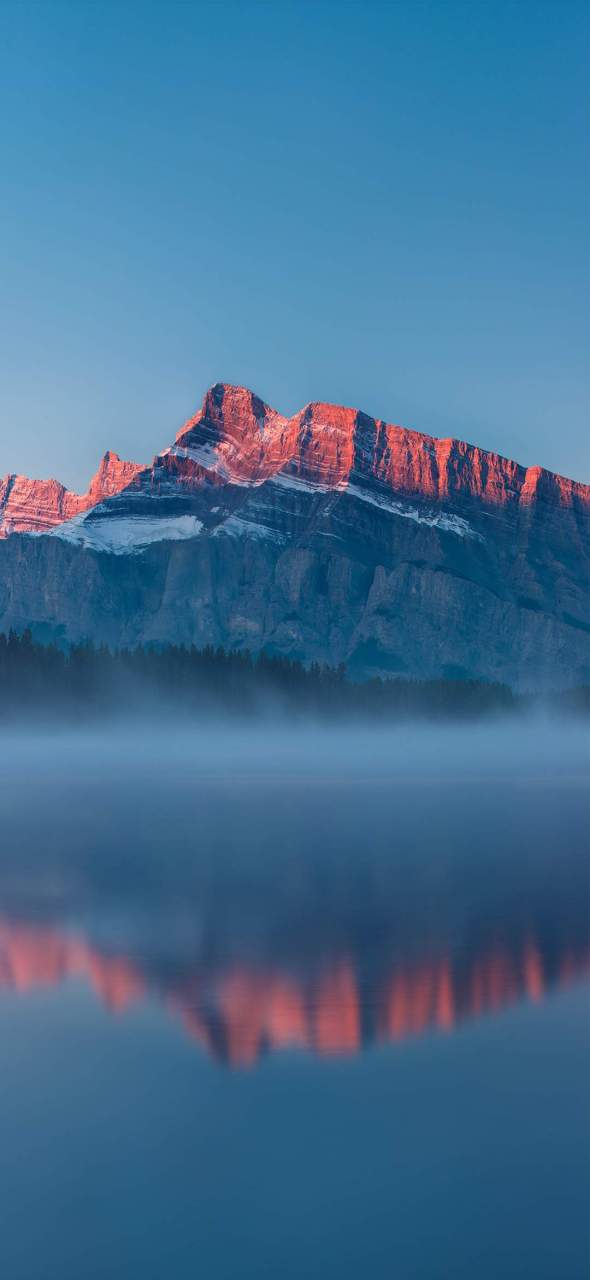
[0,382,588,687]
[0,451,143,537]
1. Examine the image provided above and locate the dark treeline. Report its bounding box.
[0,629,585,721]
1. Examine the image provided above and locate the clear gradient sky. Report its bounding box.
[1,0,588,489]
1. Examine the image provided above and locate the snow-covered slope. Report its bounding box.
[46,512,204,554]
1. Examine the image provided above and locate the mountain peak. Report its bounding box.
[87,452,143,503]
[169,385,589,510]
[0,451,143,538]
[3,387,589,544]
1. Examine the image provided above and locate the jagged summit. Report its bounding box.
[0,450,143,538]
[3,384,588,541]
[171,382,589,509]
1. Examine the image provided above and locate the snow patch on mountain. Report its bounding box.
[168,444,268,487]
[270,472,334,495]
[344,484,483,539]
[39,513,204,554]
[212,514,286,543]
[272,473,482,538]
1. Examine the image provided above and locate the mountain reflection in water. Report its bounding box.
[0,727,588,1280]
[0,918,588,1067]
[0,723,587,1070]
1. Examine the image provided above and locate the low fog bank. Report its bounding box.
[1,718,588,789]
[1,631,588,727]
[0,684,587,731]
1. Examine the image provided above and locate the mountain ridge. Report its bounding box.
[2,383,588,541]
[0,383,588,688]
[0,450,143,538]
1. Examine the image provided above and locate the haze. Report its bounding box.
[1,0,589,487]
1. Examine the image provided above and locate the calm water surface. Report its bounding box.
[0,723,588,1280]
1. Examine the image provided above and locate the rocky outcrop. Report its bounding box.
[0,451,143,537]
[171,383,589,512]
[0,383,588,687]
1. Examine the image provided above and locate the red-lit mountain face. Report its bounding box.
[0,452,143,537]
[0,384,588,687]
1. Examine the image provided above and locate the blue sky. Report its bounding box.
[1,0,588,488]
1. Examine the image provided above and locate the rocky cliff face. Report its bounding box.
[0,451,143,537]
[0,383,588,687]
[172,383,587,511]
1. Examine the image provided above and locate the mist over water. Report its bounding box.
[3,713,589,781]
[0,719,588,1280]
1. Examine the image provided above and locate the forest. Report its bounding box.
[0,629,586,721]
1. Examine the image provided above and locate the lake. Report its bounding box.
[0,721,588,1279]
